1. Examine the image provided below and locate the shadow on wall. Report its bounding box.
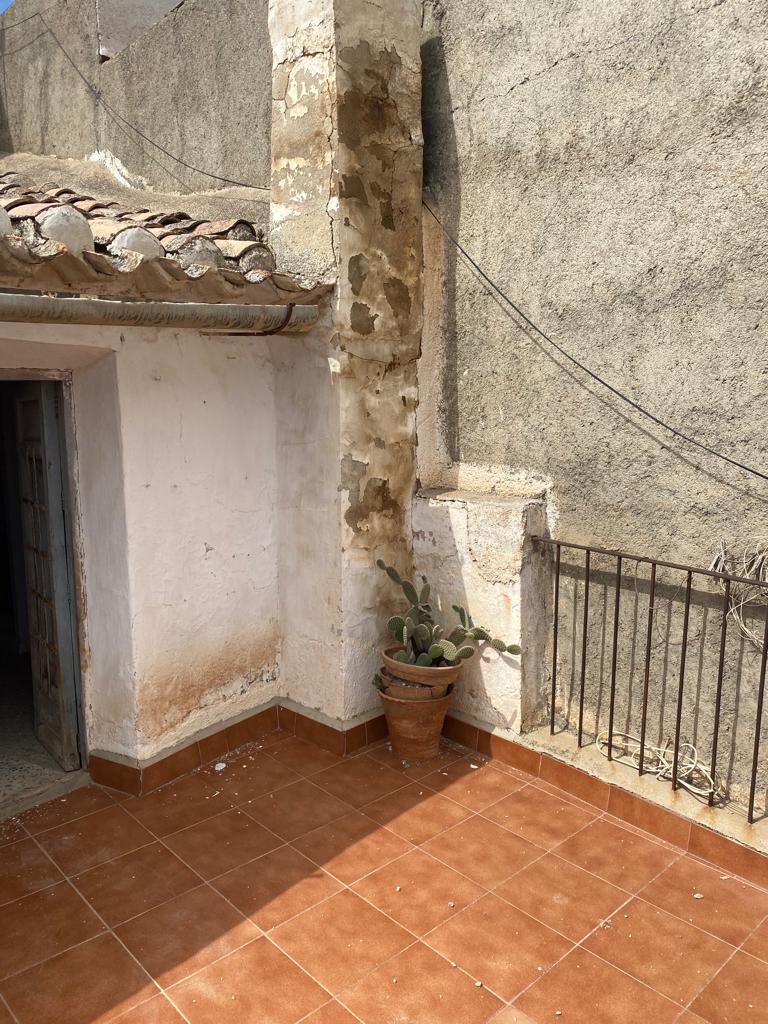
[553,552,767,819]
[421,32,461,464]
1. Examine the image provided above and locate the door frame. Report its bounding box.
[0,368,87,765]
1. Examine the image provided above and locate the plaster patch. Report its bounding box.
[350,301,378,335]
[87,150,149,190]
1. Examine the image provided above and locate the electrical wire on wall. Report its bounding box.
[1,4,272,195]
[4,6,768,499]
[422,199,768,488]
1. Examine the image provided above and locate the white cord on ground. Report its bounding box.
[596,731,718,799]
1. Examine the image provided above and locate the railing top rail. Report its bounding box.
[530,535,768,591]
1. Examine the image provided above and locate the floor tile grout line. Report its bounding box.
[503,846,693,1012]
[26,778,299,1022]
[293,996,367,1024]
[0,783,748,1019]
[101,990,184,1024]
[14,737,749,876]
[0,989,21,1024]
[683,847,768,894]
[134,791,374,1015]
[166,790,520,1011]
[675,906,768,1018]
[261,840,516,1007]
[7,786,121,838]
[0,761,719,922]
[413,809,627,952]
[0,911,114,983]
[16,829,186,1024]
[4,742,764,1023]
[87,782,329,1022]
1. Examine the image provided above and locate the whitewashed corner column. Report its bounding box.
[269,0,424,719]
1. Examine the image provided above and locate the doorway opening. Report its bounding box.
[0,378,84,817]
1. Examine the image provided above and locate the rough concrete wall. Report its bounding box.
[116,330,280,760]
[97,0,180,58]
[0,0,271,197]
[270,0,423,722]
[0,0,99,157]
[421,0,768,807]
[99,0,272,195]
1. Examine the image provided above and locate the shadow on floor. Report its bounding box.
[0,731,766,1024]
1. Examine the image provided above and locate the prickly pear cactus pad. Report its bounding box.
[375,559,521,667]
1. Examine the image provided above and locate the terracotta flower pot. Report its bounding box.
[378,648,461,760]
[378,688,455,760]
[382,646,463,690]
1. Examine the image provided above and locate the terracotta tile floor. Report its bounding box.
[0,733,766,1024]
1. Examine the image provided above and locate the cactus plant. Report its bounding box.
[376,559,521,666]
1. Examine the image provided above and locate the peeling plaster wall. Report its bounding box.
[0,0,272,197]
[115,330,280,760]
[414,489,549,732]
[269,0,424,723]
[0,321,307,764]
[421,0,768,804]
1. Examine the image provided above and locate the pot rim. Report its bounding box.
[383,645,461,674]
[378,688,454,708]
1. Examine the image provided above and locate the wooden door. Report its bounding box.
[14,381,80,770]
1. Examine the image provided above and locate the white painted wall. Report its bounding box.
[115,329,281,760]
[0,315,382,763]
[413,488,548,733]
[268,326,345,723]
[72,352,137,758]
[0,323,285,763]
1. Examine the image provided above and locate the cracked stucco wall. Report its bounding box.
[421,0,768,807]
[270,0,423,722]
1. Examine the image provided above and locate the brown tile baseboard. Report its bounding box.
[89,695,765,890]
[89,703,386,798]
[442,713,768,890]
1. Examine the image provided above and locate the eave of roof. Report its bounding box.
[0,155,328,307]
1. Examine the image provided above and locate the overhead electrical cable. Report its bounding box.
[0,10,270,192]
[423,199,768,486]
[3,10,768,492]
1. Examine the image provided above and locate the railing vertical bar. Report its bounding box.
[672,571,693,791]
[709,579,730,807]
[550,545,561,735]
[577,549,591,747]
[638,561,657,776]
[607,555,623,761]
[747,606,768,824]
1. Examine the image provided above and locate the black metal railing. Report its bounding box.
[533,536,768,824]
